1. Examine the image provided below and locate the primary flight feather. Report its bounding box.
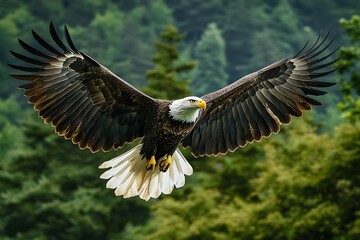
[10,22,338,200]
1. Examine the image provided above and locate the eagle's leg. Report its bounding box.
[159,155,172,172]
[146,156,156,171]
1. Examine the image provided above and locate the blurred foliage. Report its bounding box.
[143,25,196,99]
[0,111,151,240]
[193,23,228,96]
[336,15,360,122]
[123,117,360,240]
[1,0,360,239]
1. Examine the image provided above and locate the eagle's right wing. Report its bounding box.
[10,22,156,152]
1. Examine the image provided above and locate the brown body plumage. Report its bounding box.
[140,100,197,162]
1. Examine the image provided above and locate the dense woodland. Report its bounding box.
[0,0,359,239]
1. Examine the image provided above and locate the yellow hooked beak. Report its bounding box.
[196,99,207,110]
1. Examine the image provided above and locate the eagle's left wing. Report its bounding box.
[182,32,339,157]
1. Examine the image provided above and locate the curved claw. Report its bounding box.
[159,155,172,172]
[146,156,156,171]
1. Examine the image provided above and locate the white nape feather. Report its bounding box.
[99,144,193,201]
[169,96,204,123]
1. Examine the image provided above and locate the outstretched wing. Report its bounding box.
[10,22,156,152]
[182,31,339,157]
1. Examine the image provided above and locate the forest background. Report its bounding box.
[0,0,360,239]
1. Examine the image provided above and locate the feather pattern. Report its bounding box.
[9,21,156,153]
[182,31,338,157]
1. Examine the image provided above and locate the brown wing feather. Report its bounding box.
[183,31,339,157]
[10,22,156,152]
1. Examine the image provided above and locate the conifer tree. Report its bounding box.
[193,22,228,95]
[336,15,360,122]
[143,25,196,99]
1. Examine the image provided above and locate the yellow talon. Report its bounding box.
[146,156,156,171]
[159,155,172,172]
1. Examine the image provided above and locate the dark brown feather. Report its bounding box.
[10,22,156,153]
[183,32,339,157]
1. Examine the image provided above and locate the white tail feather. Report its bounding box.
[99,144,193,201]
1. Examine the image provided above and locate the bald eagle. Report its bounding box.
[10,22,338,200]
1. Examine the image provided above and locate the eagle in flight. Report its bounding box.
[10,22,338,200]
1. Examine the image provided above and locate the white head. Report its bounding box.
[169,96,206,123]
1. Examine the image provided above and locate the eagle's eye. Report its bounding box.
[189,99,196,103]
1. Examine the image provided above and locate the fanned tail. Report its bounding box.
[98,144,193,201]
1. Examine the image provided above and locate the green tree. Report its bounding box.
[0,112,151,240]
[0,96,24,165]
[123,116,360,240]
[143,25,196,99]
[68,1,173,88]
[165,0,225,40]
[114,0,174,87]
[244,0,310,73]
[193,23,228,96]
[336,15,360,122]
[0,7,45,99]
